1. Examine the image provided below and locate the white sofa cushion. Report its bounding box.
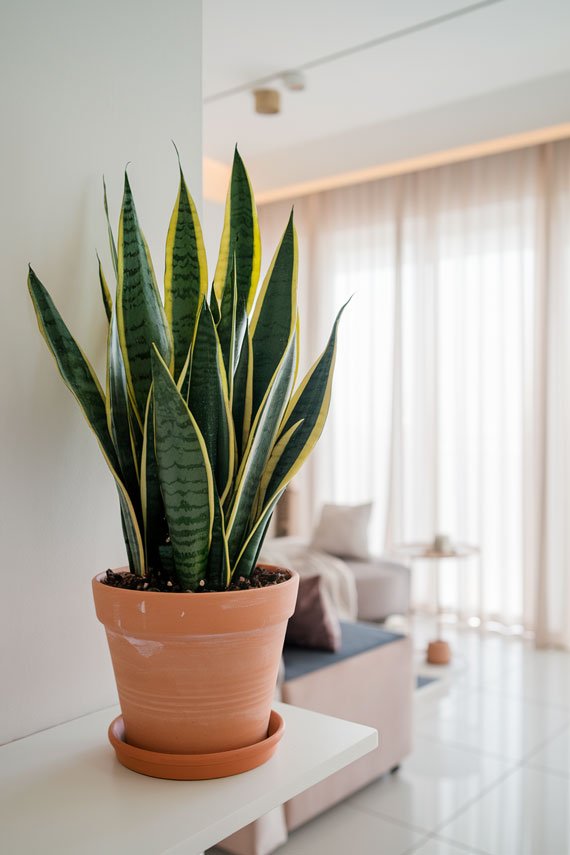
[310,502,372,560]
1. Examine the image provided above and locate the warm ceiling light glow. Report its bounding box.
[254,123,570,204]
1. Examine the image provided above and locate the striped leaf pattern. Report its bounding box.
[29,267,117,467]
[260,304,347,506]
[141,393,167,568]
[232,489,284,579]
[106,308,140,497]
[151,348,213,590]
[115,487,145,577]
[206,490,231,590]
[217,256,247,395]
[187,300,234,501]
[28,150,345,587]
[232,317,253,455]
[250,210,297,418]
[213,147,261,313]
[226,330,297,566]
[28,267,145,575]
[252,418,303,521]
[164,164,207,379]
[117,172,172,420]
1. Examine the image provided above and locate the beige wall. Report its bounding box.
[0,0,203,743]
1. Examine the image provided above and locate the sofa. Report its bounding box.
[218,621,414,855]
[259,536,411,623]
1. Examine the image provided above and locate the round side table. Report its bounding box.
[392,543,480,665]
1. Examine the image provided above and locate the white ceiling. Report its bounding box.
[203,0,570,196]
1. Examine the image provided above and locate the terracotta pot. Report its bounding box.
[92,564,299,756]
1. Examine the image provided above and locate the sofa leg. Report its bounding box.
[390,764,400,774]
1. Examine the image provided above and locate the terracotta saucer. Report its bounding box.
[108,710,285,780]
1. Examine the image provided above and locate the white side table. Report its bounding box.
[393,542,480,664]
[0,702,377,855]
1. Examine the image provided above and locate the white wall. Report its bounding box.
[0,0,202,743]
[202,199,225,277]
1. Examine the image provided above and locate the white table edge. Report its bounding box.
[183,706,378,854]
[1,701,378,855]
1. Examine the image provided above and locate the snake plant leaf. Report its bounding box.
[151,347,214,589]
[187,300,235,503]
[28,267,145,575]
[232,489,285,578]
[174,293,203,404]
[250,210,297,419]
[213,147,261,314]
[164,161,208,380]
[29,267,118,467]
[106,308,140,495]
[116,487,146,576]
[210,285,221,325]
[120,506,136,571]
[226,329,297,567]
[103,177,118,278]
[232,317,253,456]
[97,254,113,323]
[141,393,168,569]
[117,171,172,421]
[217,256,247,400]
[260,303,348,505]
[251,418,303,522]
[206,489,231,590]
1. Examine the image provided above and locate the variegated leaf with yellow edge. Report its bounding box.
[151,347,214,590]
[97,254,113,323]
[232,316,253,456]
[117,172,172,422]
[257,302,348,510]
[213,147,261,315]
[250,209,297,419]
[164,151,208,380]
[225,328,297,567]
[28,267,145,575]
[106,305,140,498]
[141,391,167,569]
[187,299,236,505]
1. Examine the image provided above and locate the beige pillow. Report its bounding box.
[310,502,372,560]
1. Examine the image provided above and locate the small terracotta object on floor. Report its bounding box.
[427,639,451,665]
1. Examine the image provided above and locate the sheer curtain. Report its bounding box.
[259,140,570,647]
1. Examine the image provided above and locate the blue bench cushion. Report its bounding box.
[283,620,405,682]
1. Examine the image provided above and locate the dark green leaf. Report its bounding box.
[226,330,296,566]
[187,301,233,500]
[251,210,297,418]
[117,172,172,419]
[151,348,213,589]
[165,165,207,379]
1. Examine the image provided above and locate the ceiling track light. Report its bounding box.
[253,88,281,115]
[282,70,306,91]
[252,70,306,115]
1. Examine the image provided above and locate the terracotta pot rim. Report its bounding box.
[93,563,298,601]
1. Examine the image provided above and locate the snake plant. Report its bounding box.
[28,149,345,591]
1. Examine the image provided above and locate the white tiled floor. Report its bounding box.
[213,618,570,854]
